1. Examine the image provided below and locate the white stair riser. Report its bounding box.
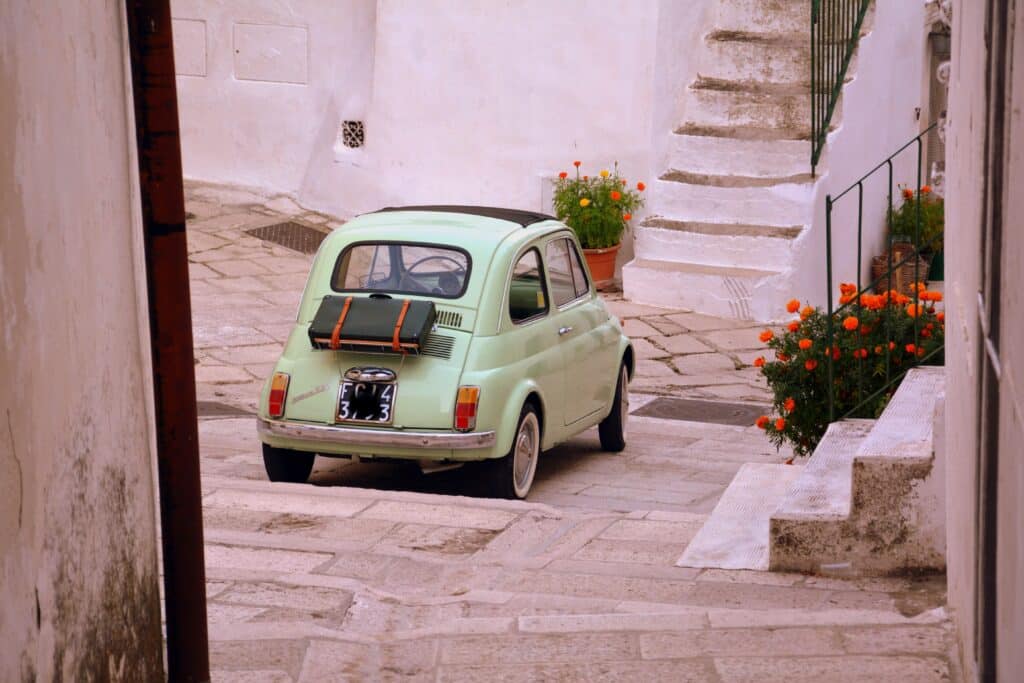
[668,134,811,178]
[685,88,812,131]
[622,261,790,321]
[701,39,809,85]
[651,179,814,225]
[716,0,810,34]
[634,226,794,271]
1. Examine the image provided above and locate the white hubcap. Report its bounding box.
[512,412,539,497]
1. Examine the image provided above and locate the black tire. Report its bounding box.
[485,403,541,500]
[599,361,629,452]
[262,443,315,483]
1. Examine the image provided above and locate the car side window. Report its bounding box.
[508,249,549,324]
[567,241,591,298]
[545,239,577,307]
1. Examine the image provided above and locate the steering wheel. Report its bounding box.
[401,255,467,294]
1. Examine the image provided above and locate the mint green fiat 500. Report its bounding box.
[257,206,633,499]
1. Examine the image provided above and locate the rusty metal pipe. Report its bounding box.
[123,1,210,680]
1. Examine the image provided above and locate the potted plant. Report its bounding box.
[753,284,945,457]
[888,185,944,280]
[552,161,645,285]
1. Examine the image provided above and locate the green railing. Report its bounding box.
[824,124,943,421]
[811,0,873,174]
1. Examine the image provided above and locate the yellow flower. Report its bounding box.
[599,169,609,178]
[579,198,591,207]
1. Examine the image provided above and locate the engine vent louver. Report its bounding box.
[420,332,455,360]
[435,308,463,330]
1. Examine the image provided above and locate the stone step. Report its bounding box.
[621,258,786,321]
[769,367,946,576]
[675,122,813,142]
[634,223,797,271]
[649,177,815,226]
[683,79,818,133]
[667,133,811,179]
[660,169,814,188]
[677,462,803,571]
[701,31,810,86]
[640,217,803,239]
[715,0,811,35]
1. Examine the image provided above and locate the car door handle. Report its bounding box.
[558,326,574,336]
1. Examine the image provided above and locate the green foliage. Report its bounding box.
[889,185,944,252]
[754,286,945,457]
[551,163,645,249]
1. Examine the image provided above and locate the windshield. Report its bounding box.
[331,242,471,298]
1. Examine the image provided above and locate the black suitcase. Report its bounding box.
[308,295,436,353]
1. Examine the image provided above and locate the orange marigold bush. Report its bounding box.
[754,283,945,457]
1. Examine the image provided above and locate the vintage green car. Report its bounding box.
[256,205,633,498]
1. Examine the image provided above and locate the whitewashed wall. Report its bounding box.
[788,1,929,307]
[171,0,712,228]
[0,3,163,680]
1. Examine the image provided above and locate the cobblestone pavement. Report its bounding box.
[185,183,955,682]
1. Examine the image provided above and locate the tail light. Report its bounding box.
[268,372,290,418]
[454,386,480,432]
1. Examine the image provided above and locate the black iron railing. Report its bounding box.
[824,124,943,421]
[811,0,873,174]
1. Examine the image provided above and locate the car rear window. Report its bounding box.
[331,242,471,298]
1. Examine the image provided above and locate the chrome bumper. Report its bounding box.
[256,417,496,450]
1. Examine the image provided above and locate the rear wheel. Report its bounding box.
[598,361,629,452]
[485,404,540,499]
[262,443,315,483]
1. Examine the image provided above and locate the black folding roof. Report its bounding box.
[374,205,558,227]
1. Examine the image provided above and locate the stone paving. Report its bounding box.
[184,182,956,682]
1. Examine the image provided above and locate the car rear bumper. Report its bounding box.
[256,417,496,450]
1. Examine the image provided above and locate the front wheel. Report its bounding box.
[485,404,540,500]
[598,362,629,452]
[262,443,315,483]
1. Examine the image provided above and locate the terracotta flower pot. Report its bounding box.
[582,243,620,287]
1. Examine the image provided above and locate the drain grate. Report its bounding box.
[631,397,768,427]
[245,221,329,255]
[196,401,254,418]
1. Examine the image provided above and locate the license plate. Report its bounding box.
[337,381,396,424]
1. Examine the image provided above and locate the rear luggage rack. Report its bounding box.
[309,295,436,354]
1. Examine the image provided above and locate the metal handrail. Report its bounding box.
[811,0,873,174]
[823,123,943,421]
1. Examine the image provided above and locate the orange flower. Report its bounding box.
[786,299,800,313]
[924,291,943,302]
[918,347,926,357]
[783,397,796,413]
[753,356,766,368]
[573,160,581,167]
[860,324,872,336]
[800,305,815,320]
[778,353,791,362]
[775,417,787,431]
[889,341,896,351]
[611,190,622,201]
[756,415,770,429]
[839,294,854,305]
[805,359,818,371]
[906,304,921,318]
[903,188,914,199]
[558,171,568,179]
[874,345,883,355]
[759,329,774,343]
[623,213,632,221]
[937,312,945,323]
[906,343,917,354]
[798,338,812,350]
[921,185,932,194]
[921,328,932,338]
[636,182,646,191]
[832,346,841,360]
[583,175,589,180]
[842,316,859,331]
[913,282,927,293]
[788,321,800,333]
[620,179,627,186]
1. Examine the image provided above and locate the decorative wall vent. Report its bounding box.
[435,309,463,330]
[420,332,455,360]
[340,120,365,148]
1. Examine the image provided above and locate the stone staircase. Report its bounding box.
[679,367,946,576]
[624,0,828,321]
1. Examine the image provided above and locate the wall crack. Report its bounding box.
[6,409,22,529]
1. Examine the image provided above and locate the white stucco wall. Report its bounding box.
[172,0,713,230]
[0,3,163,680]
[789,0,929,307]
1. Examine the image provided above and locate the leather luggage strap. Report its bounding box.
[391,300,412,352]
[329,297,354,350]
